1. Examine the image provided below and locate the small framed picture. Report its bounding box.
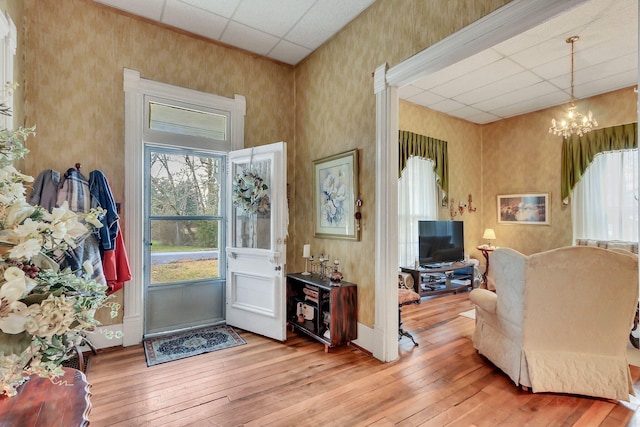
[313,149,359,240]
[497,193,550,225]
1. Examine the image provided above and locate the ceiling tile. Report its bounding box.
[285,0,374,50]
[164,0,228,40]
[430,58,524,99]
[411,49,503,91]
[232,0,314,37]
[398,85,423,99]
[93,0,165,20]
[428,98,467,114]
[405,90,446,107]
[465,111,502,124]
[454,71,542,105]
[269,40,312,65]
[220,21,279,55]
[179,0,241,18]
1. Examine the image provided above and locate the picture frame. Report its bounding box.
[313,149,359,240]
[497,193,550,225]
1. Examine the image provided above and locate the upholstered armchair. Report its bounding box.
[470,246,638,401]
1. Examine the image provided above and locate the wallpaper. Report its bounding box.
[22,0,587,329]
[400,87,638,262]
[482,87,637,255]
[293,0,511,326]
[23,0,295,325]
[399,100,484,263]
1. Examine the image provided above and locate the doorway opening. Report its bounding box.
[144,147,226,336]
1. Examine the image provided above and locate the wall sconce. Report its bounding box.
[451,195,476,218]
[468,194,477,212]
[458,200,467,215]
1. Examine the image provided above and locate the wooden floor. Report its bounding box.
[86,292,640,426]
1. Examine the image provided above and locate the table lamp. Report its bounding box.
[482,228,496,247]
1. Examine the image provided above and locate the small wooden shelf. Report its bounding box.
[286,273,357,352]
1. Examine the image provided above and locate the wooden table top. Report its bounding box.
[0,368,91,427]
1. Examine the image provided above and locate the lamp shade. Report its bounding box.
[482,228,496,240]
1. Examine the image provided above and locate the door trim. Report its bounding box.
[120,69,246,346]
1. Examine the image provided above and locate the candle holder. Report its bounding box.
[302,257,311,275]
[302,244,311,275]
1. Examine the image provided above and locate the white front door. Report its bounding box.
[226,142,287,341]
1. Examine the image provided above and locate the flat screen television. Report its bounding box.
[418,220,464,267]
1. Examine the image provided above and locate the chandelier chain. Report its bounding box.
[569,36,575,104]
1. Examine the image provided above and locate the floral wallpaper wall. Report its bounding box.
[293,0,511,326]
[23,0,295,325]
[399,87,638,262]
[18,0,634,332]
[482,87,637,255]
[399,100,483,262]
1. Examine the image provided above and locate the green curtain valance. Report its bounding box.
[398,130,449,203]
[561,122,638,203]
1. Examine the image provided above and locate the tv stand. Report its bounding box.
[401,261,475,297]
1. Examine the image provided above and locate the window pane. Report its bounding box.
[150,219,221,284]
[572,150,638,241]
[232,158,272,249]
[149,101,227,140]
[150,152,222,216]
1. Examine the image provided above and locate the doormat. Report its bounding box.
[143,325,246,366]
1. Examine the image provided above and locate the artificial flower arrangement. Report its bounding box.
[232,170,270,215]
[0,125,118,396]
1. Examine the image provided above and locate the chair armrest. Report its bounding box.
[470,288,497,313]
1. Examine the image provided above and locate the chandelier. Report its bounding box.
[549,36,597,138]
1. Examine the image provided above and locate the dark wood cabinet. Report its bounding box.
[286,273,357,352]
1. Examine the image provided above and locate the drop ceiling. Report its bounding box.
[400,0,638,124]
[92,0,376,66]
[93,0,637,125]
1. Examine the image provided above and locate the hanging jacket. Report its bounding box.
[102,229,132,295]
[57,168,90,213]
[29,169,60,212]
[89,170,119,251]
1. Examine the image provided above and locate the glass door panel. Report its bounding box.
[231,156,272,249]
[149,219,221,284]
[145,147,225,336]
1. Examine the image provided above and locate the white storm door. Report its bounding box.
[226,142,287,341]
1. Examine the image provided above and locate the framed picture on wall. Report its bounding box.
[313,149,359,240]
[497,193,550,225]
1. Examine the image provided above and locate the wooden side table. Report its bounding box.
[477,246,495,288]
[0,368,91,426]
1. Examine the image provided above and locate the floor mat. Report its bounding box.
[143,325,246,366]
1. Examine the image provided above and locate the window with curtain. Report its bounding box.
[398,156,438,267]
[572,149,638,241]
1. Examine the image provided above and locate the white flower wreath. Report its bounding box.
[232,170,270,215]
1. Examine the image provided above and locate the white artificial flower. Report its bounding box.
[0,267,27,302]
[0,302,29,334]
[82,260,93,276]
[8,238,42,261]
[3,204,36,229]
[10,218,41,239]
